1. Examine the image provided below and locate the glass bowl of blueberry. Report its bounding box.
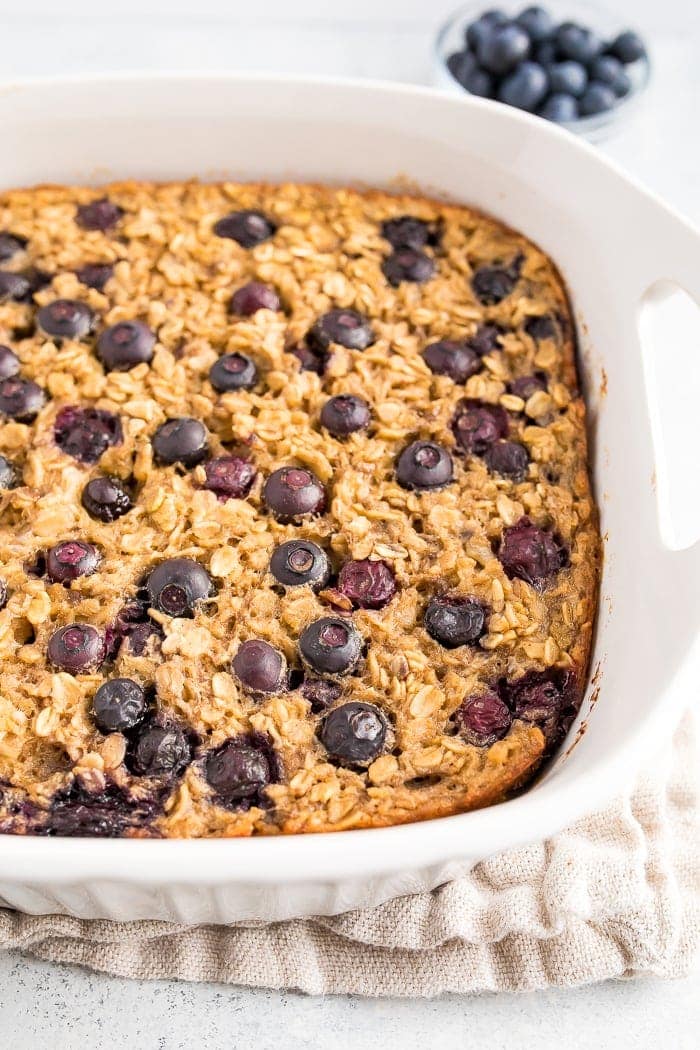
[435,2,650,140]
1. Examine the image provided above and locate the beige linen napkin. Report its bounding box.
[0,714,697,996]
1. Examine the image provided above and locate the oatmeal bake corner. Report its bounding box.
[0,180,600,837]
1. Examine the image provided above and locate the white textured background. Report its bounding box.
[0,1,698,1046]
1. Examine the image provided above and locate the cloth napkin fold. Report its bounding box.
[1,714,697,996]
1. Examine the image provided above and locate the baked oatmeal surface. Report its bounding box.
[0,180,600,837]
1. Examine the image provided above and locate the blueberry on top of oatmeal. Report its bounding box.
[36,299,95,341]
[0,271,31,302]
[0,346,20,379]
[92,677,147,734]
[47,623,106,674]
[81,475,133,522]
[263,467,326,521]
[498,516,568,587]
[146,558,213,618]
[483,440,530,481]
[152,417,208,468]
[0,377,46,422]
[451,399,509,455]
[232,639,287,694]
[46,540,100,583]
[508,373,548,400]
[396,440,453,490]
[203,455,257,501]
[424,595,488,648]
[213,209,276,247]
[318,702,388,767]
[320,394,371,437]
[381,215,441,251]
[471,262,519,304]
[270,540,331,591]
[299,616,362,676]
[423,340,481,383]
[54,406,123,464]
[382,249,436,286]
[337,559,396,610]
[74,262,114,291]
[209,352,258,393]
[0,231,27,260]
[129,720,192,777]
[97,320,156,371]
[204,734,278,806]
[308,309,375,352]
[75,198,124,232]
[455,692,512,747]
[230,281,281,316]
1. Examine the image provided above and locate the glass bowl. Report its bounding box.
[433,0,651,142]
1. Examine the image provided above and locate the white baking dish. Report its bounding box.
[0,74,698,924]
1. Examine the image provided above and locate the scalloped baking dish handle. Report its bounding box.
[634,202,700,595]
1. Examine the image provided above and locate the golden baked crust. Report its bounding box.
[0,180,600,838]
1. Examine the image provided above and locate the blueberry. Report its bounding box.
[230,281,281,316]
[556,22,602,65]
[396,440,453,491]
[47,782,160,838]
[213,210,276,247]
[0,377,46,422]
[515,6,554,43]
[0,578,7,611]
[524,315,557,340]
[81,475,133,522]
[76,198,124,232]
[47,623,106,673]
[0,271,31,302]
[447,49,477,88]
[92,678,147,734]
[337,559,397,610]
[0,232,27,261]
[454,691,512,746]
[263,466,326,522]
[465,10,507,51]
[477,24,531,76]
[535,39,558,65]
[46,540,100,583]
[232,639,287,693]
[589,55,630,97]
[299,616,362,676]
[483,440,530,480]
[579,82,617,116]
[107,601,163,658]
[37,299,95,341]
[74,263,114,291]
[451,399,509,454]
[54,406,122,464]
[308,309,375,353]
[382,250,436,287]
[0,346,20,379]
[547,60,587,97]
[498,516,568,587]
[301,677,341,713]
[470,324,504,356]
[471,262,518,304]
[97,320,156,371]
[318,702,388,767]
[209,352,258,393]
[320,394,371,437]
[608,30,646,65]
[204,734,278,806]
[290,344,326,375]
[269,540,331,591]
[424,595,488,648]
[130,720,191,777]
[203,455,256,501]
[508,373,548,400]
[0,455,18,489]
[501,667,574,726]
[381,215,441,251]
[423,340,481,383]
[461,67,496,99]
[146,558,212,617]
[152,417,208,468]
[498,61,549,112]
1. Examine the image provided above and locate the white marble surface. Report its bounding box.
[0,0,698,1044]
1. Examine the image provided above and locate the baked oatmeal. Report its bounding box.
[0,181,600,837]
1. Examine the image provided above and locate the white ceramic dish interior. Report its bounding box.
[0,74,698,924]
